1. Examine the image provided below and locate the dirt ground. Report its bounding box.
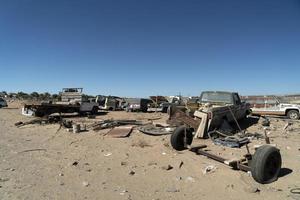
[1,102,300,200]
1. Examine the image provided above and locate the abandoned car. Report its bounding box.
[125,98,153,112]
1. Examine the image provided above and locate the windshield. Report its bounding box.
[200,92,232,104]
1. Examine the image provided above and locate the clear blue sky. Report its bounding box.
[0,0,300,97]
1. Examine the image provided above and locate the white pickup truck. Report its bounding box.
[244,96,300,120]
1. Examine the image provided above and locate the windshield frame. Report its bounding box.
[200,91,233,104]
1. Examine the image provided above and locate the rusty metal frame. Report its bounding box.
[190,145,251,172]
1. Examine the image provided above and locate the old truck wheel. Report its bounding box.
[250,145,281,184]
[287,110,300,120]
[170,126,193,151]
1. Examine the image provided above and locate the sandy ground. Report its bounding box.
[1,102,300,200]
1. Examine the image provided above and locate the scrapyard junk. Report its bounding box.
[106,126,133,138]
[208,130,250,148]
[138,124,175,136]
[188,144,282,184]
[15,116,63,127]
[169,91,282,184]
[95,95,125,111]
[124,98,153,112]
[168,91,251,139]
[92,119,144,131]
[22,88,99,117]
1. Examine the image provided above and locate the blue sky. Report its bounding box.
[0,0,300,97]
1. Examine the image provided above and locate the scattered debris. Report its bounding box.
[261,117,270,127]
[72,124,81,133]
[283,122,293,131]
[208,130,249,148]
[121,161,128,166]
[138,124,175,136]
[92,119,143,131]
[161,164,173,171]
[244,186,260,193]
[179,161,184,169]
[119,189,128,195]
[129,170,135,175]
[202,165,217,174]
[18,148,47,154]
[106,126,133,138]
[72,161,79,166]
[15,116,62,127]
[104,152,112,157]
[82,181,89,187]
[290,188,300,194]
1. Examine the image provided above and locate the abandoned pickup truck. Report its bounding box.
[168,91,251,138]
[169,92,282,184]
[22,88,99,117]
[243,95,300,120]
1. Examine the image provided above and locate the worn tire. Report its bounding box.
[287,110,300,120]
[251,145,282,184]
[170,126,193,151]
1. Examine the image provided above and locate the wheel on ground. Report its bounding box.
[250,145,282,184]
[170,125,193,151]
[287,110,300,120]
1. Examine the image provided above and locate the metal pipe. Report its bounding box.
[196,149,226,163]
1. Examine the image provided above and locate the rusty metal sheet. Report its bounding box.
[106,126,133,138]
[168,109,200,129]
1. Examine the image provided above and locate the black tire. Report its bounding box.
[170,125,193,151]
[287,110,300,120]
[251,145,282,184]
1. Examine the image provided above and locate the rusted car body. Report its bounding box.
[168,91,251,138]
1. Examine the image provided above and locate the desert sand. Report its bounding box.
[1,102,300,200]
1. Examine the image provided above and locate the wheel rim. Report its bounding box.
[290,112,298,119]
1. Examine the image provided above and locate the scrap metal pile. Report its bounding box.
[17,89,298,184]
